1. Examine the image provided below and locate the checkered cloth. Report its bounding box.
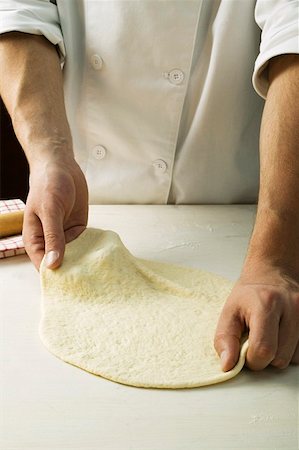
[0,199,26,259]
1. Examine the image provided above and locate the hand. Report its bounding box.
[23,156,88,270]
[214,266,299,371]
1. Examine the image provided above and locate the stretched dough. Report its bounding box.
[40,228,248,389]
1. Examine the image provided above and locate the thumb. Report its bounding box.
[42,210,65,269]
[214,309,244,372]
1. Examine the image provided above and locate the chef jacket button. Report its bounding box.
[153,159,167,173]
[163,69,185,85]
[92,145,106,160]
[91,54,103,70]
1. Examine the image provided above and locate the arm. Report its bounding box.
[0,32,88,269]
[214,54,299,370]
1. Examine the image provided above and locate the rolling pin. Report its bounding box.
[0,210,24,238]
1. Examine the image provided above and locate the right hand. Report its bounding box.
[23,156,88,270]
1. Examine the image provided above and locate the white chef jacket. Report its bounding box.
[1,0,298,204]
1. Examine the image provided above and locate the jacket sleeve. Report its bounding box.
[0,0,65,62]
[253,0,299,99]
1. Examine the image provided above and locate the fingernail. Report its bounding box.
[45,250,59,268]
[220,350,229,370]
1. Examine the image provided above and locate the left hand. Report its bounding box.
[214,265,299,371]
[23,156,88,270]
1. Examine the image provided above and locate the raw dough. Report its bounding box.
[40,228,248,389]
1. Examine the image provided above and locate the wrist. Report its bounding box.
[24,135,74,168]
[239,260,299,291]
[244,207,299,279]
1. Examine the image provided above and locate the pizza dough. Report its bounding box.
[40,228,248,389]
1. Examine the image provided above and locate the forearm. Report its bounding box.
[0,32,73,166]
[244,55,299,276]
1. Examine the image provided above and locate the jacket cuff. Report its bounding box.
[0,0,65,63]
[252,0,299,99]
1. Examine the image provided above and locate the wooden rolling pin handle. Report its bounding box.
[0,210,24,238]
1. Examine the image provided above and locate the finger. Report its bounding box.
[271,313,299,369]
[42,207,65,269]
[246,308,280,371]
[65,224,86,244]
[291,341,299,365]
[22,208,45,271]
[214,308,244,372]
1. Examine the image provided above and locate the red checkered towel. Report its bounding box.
[0,199,26,259]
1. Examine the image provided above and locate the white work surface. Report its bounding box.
[1,205,298,450]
